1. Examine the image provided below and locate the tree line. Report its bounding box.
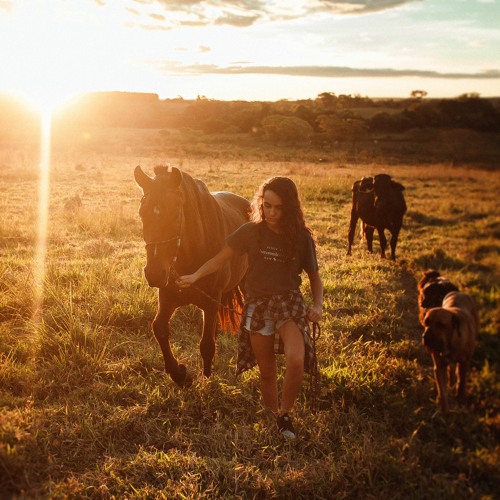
[1,91,499,154]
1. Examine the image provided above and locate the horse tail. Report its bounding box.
[218,285,244,334]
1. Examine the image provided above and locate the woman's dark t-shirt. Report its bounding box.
[226,222,318,296]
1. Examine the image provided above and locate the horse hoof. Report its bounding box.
[171,364,193,388]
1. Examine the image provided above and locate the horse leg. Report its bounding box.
[199,301,219,378]
[153,289,192,388]
[378,228,387,258]
[389,223,402,260]
[347,212,359,256]
[364,225,375,253]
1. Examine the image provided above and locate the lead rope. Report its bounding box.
[170,267,321,413]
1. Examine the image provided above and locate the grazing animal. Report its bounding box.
[418,270,459,325]
[347,174,407,260]
[134,165,249,387]
[422,291,479,413]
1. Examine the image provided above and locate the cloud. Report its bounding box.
[124,0,421,29]
[149,12,166,21]
[214,13,260,27]
[312,0,422,15]
[126,7,142,16]
[159,62,500,80]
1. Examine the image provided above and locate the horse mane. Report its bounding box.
[178,171,226,263]
[181,173,246,332]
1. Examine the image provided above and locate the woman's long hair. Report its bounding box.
[250,176,313,259]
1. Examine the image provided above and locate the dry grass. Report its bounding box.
[0,138,499,498]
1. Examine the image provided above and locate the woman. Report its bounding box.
[176,176,323,439]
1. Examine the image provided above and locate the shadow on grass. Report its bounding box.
[407,210,447,226]
[316,358,498,497]
[408,210,489,227]
[475,331,500,369]
[339,262,420,345]
[414,248,464,270]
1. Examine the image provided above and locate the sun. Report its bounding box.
[0,4,68,114]
[0,1,133,116]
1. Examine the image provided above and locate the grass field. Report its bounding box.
[1,142,499,498]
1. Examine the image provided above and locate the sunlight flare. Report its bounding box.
[32,109,52,320]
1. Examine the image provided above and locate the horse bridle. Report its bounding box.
[142,191,183,264]
[145,236,181,260]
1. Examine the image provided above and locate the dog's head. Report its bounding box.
[419,281,459,309]
[422,308,459,362]
[418,270,459,309]
[418,270,442,291]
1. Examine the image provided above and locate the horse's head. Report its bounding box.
[134,164,184,288]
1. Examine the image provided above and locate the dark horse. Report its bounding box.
[134,165,249,387]
[347,174,407,260]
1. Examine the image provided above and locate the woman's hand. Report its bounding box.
[307,304,322,323]
[176,274,198,288]
[306,270,323,323]
[176,244,235,289]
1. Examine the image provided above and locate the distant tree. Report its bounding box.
[457,92,480,100]
[410,90,428,100]
[317,114,368,148]
[369,112,413,133]
[350,94,374,108]
[404,103,443,128]
[343,118,369,145]
[262,115,313,144]
[438,97,500,132]
[337,94,353,107]
[397,95,500,132]
[293,104,318,130]
[261,115,283,142]
[316,92,338,110]
[179,99,228,130]
[227,102,264,132]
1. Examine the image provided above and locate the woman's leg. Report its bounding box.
[249,333,279,414]
[278,320,305,415]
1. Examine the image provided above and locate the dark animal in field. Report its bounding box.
[418,270,459,326]
[134,165,249,387]
[347,174,407,260]
[422,291,479,413]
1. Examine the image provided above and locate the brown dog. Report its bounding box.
[422,291,479,413]
[418,270,459,326]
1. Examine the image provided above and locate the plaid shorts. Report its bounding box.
[236,290,317,376]
[243,302,290,336]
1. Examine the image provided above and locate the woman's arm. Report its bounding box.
[306,270,323,323]
[176,244,235,288]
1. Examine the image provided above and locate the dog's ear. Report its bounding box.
[452,313,461,337]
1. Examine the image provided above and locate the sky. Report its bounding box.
[0,0,499,111]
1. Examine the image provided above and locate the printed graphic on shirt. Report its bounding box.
[260,245,287,263]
